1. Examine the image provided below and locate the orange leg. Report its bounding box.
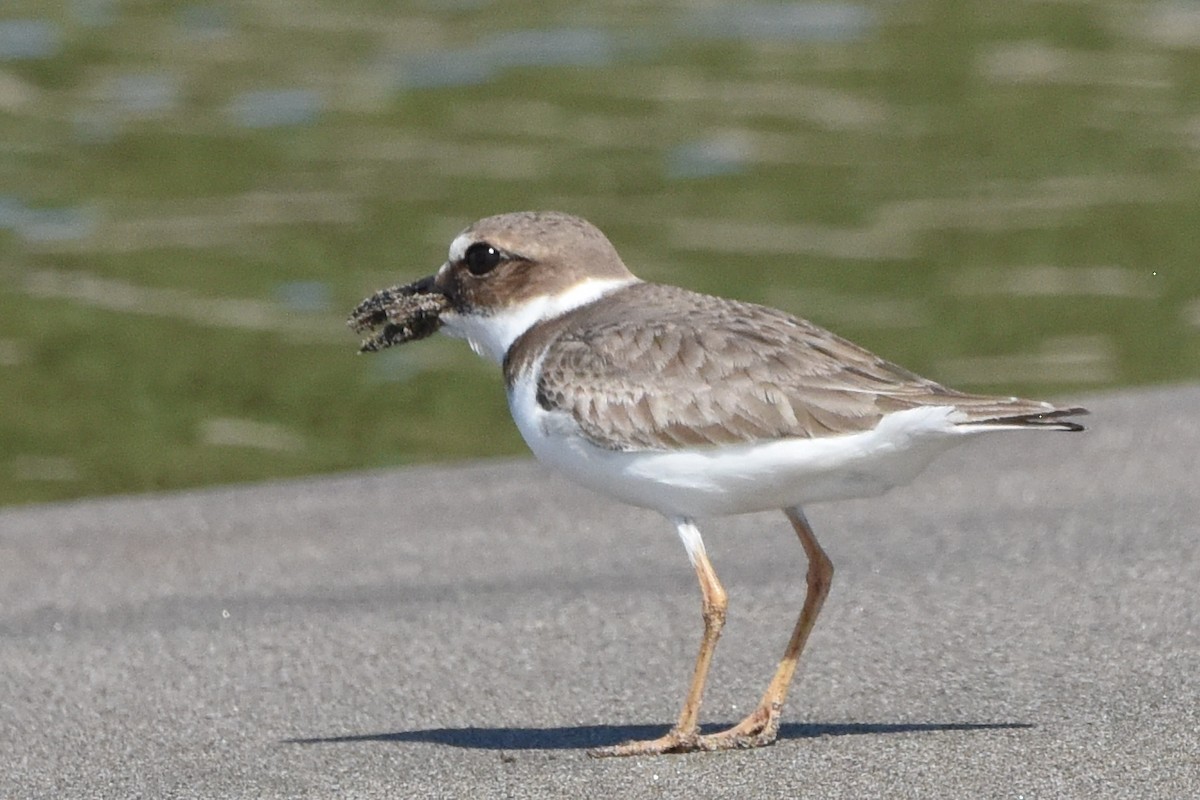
[697,506,833,750]
[589,521,728,757]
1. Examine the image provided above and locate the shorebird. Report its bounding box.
[348,210,1086,757]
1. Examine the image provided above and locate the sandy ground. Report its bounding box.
[2,385,1198,798]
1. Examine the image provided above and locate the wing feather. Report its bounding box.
[512,283,1084,451]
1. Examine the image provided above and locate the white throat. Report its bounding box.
[440,277,637,364]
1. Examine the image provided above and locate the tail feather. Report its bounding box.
[955,402,1088,432]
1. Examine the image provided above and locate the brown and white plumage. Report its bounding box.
[508,281,1083,453]
[350,210,1087,757]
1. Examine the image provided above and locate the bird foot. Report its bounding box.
[587,703,785,757]
[695,702,783,751]
[587,727,701,758]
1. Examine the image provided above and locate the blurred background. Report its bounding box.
[1,1,1198,508]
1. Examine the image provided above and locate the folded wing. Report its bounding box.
[524,284,1085,452]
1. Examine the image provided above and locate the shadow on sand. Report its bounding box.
[286,721,1033,751]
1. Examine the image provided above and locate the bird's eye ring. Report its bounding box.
[464,243,503,276]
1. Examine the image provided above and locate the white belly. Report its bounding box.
[507,371,976,518]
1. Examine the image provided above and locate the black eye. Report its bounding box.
[464,243,503,276]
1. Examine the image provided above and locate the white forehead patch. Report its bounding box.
[448,232,474,265]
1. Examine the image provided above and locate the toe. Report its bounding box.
[587,728,701,758]
[697,704,782,750]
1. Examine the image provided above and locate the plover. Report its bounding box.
[349,210,1087,757]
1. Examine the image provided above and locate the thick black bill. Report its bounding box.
[347,275,450,353]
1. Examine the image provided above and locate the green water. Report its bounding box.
[1,1,1197,506]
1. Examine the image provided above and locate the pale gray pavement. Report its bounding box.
[2,385,1198,799]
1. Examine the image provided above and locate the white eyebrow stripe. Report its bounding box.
[448,232,473,264]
